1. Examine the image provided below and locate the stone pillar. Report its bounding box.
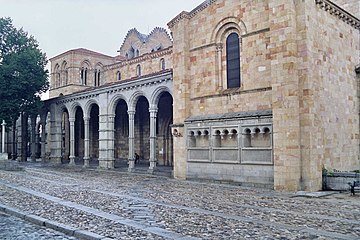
[128,110,135,172]
[83,117,90,167]
[30,115,37,162]
[149,107,158,172]
[98,113,115,169]
[69,117,75,165]
[1,120,6,153]
[40,120,46,161]
[0,120,7,160]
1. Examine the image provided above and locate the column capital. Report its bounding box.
[69,117,75,123]
[83,116,90,122]
[1,120,6,127]
[127,110,135,115]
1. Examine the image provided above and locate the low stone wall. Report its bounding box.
[323,172,360,191]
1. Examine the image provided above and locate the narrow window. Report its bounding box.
[97,71,101,85]
[226,33,240,88]
[94,70,97,86]
[136,64,141,77]
[84,68,88,85]
[160,58,165,70]
[80,68,84,84]
[117,71,121,80]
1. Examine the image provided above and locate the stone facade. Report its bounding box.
[168,0,359,191]
[10,0,360,191]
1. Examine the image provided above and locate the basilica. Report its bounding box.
[6,0,360,191]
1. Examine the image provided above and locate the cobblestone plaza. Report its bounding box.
[0,163,359,239]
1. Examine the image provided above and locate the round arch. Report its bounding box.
[84,99,100,118]
[68,102,83,119]
[211,17,247,43]
[109,94,128,115]
[150,86,172,107]
[128,90,148,111]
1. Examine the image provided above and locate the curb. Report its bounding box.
[0,203,112,240]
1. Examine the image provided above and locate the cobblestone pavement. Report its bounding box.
[0,162,359,239]
[0,210,77,240]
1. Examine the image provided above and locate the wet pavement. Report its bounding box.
[0,161,359,239]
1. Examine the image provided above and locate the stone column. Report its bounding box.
[127,110,135,172]
[149,107,158,172]
[1,120,6,153]
[98,113,115,169]
[0,120,7,160]
[30,115,37,162]
[83,117,90,167]
[69,117,75,165]
[215,44,223,90]
[40,120,46,161]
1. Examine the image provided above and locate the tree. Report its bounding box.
[0,17,49,124]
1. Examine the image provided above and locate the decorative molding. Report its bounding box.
[190,87,272,101]
[242,28,270,38]
[49,71,173,105]
[315,0,360,30]
[168,0,218,28]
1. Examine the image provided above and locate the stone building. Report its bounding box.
[12,0,360,191]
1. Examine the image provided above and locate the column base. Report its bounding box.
[98,160,114,169]
[83,158,90,168]
[69,156,76,165]
[0,153,8,161]
[128,158,135,172]
[49,156,62,165]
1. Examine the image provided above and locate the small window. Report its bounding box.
[80,67,88,85]
[160,58,165,70]
[226,32,240,88]
[136,64,141,77]
[117,71,121,80]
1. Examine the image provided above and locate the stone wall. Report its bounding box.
[298,1,360,190]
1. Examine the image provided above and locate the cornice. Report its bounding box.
[315,0,360,30]
[50,71,173,105]
[49,48,115,62]
[168,0,218,29]
[105,47,173,71]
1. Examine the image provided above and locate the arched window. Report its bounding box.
[97,70,101,85]
[61,61,68,86]
[116,71,121,80]
[160,58,165,70]
[54,64,60,88]
[226,32,240,88]
[81,67,88,85]
[136,64,141,77]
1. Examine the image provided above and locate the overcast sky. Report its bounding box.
[0,0,204,59]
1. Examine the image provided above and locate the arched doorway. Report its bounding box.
[61,109,70,161]
[74,106,84,161]
[114,99,129,162]
[135,96,150,165]
[89,104,99,164]
[157,92,173,166]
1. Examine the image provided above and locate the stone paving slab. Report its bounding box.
[0,210,77,240]
[0,164,359,239]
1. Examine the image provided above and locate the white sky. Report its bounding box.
[0,0,204,59]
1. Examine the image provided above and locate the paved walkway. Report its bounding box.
[0,161,359,239]
[0,210,76,240]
